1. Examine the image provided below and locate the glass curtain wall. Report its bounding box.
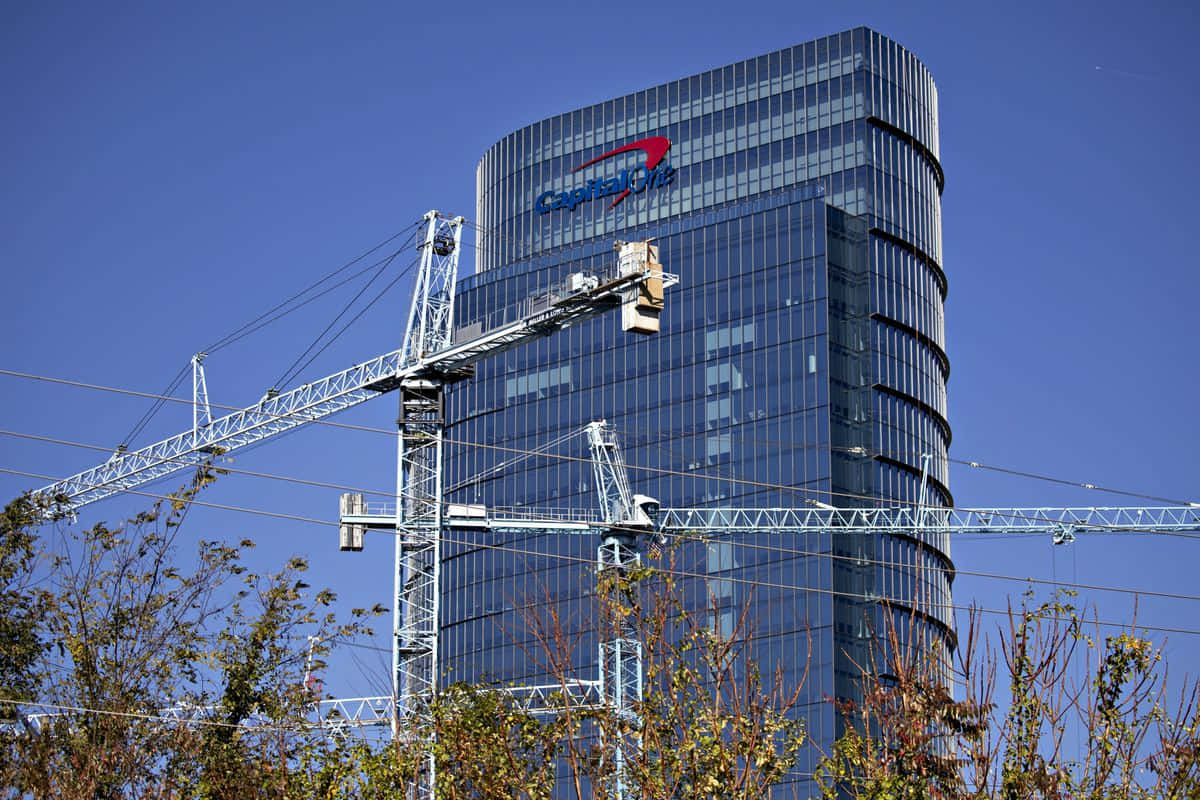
[448,26,953,795]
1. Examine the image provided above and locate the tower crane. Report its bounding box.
[34,210,677,800]
[26,208,1200,798]
[338,417,1200,798]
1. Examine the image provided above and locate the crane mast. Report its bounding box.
[33,210,678,800]
[34,214,677,513]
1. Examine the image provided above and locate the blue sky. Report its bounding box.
[2,1,1198,712]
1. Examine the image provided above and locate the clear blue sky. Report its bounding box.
[2,1,1198,708]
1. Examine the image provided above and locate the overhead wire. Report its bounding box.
[5,452,1200,617]
[436,528,1200,638]
[435,436,1200,530]
[616,426,1196,508]
[5,431,1200,605]
[5,462,1197,640]
[445,426,591,495]
[0,367,1195,542]
[0,429,394,497]
[0,368,1196,530]
[4,427,1196,602]
[0,699,305,732]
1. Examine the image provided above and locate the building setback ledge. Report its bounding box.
[866,115,946,195]
[869,227,949,300]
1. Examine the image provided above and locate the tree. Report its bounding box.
[0,464,384,799]
[512,542,809,800]
[815,591,1200,800]
[0,493,56,723]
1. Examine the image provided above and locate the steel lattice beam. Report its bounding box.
[655,505,1200,539]
[37,266,676,513]
[341,504,1200,540]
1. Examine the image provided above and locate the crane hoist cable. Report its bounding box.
[273,244,418,391]
[119,361,191,451]
[114,225,421,453]
[206,224,421,355]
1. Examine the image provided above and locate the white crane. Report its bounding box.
[36,210,677,800]
[29,208,1200,798]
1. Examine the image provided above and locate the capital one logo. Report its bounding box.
[535,136,676,214]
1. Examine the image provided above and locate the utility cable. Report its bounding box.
[0,430,394,497]
[4,461,1200,617]
[0,699,310,732]
[0,466,334,527]
[9,428,1200,605]
[445,426,589,495]
[5,462,1200,640]
[617,427,1197,508]
[1,367,1196,518]
[436,437,1200,530]
[435,529,1200,639]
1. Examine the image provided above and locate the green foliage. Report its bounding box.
[815,591,1200,800]
[0,494,54,723]
[571,553,808,800]
[0,465,384,799]
[814,611,990,800]
[5,468,1199,800]
[429,683,562,800]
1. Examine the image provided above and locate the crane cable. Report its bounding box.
[113,224,422,453]
[273,243,418,391]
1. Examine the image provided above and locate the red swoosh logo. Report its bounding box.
[572,136,671,208]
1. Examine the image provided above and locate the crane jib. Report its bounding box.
[35,248,677,512]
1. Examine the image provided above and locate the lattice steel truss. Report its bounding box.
[588,420,635,525]
[598,534,643,800]
[401,211,463,365]
[36,229,675,514]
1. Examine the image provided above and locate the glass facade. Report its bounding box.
[444,27,953,794]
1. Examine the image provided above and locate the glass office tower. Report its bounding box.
[442,27,952,793]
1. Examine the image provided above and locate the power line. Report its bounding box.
[8,428,1200,605]
[616,427,1196,508]
[3,465,1200,639]
[435,529,1200,638]
[437,437,1200,532]
[0,698,305,732]
[0,430,394,497]
[0,366,1196,525]
[0,467,333,528]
